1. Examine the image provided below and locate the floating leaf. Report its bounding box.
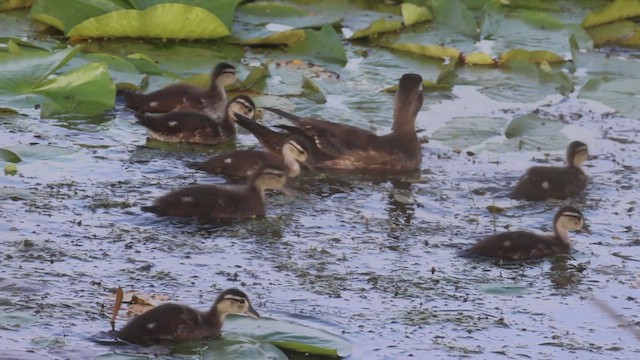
[0,148,22,163]
[0,0,32,11]
[499,49,565,64]
[4,162,18,175]
[130,0,242,32]
[33,62,116,116]
[503,0,560,11]
[29,0,125,33]
[431,117,508,150]
[464,52,495,65]
[380,42,461,61]
[586,20,640,46]
[496,114,569,151]
[236,1,340,29]
[516,10,564,29]
[289,25,347,66]
[578,77,640,120]
[301,76,327,104]
[226,66,270,92]
[2,144,76,159]
[68,4,230,40]
[201,337,288,360]
[582,0,640,28]
[433,0,479,40]
[349,18,403,40]
[234,28,306,45]
[381,80,452,93]
[401,3,432,26]
[225,315,352,358]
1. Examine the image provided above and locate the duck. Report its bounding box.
[511,141,589,200]
[142,161,287,222]
[133,95,255,145]
[460,206,590,261]
[188,136,311,180]
[117,288,259,345]
[247,73,424,173]
[122,62,237,120]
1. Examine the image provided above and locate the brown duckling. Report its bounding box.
[134,95,255,145]
[123,62,237,119]
[118,288,259,345]
[460,206,590,261]
[260,73,425,173]
[189,136,311,180]
[511,141,589,200]
[143,161,287,222]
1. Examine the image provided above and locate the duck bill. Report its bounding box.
[245,305,260,319]
[579,224,592,235]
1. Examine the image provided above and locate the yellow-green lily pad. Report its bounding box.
[582,0,640,28]
[68,3,230,40]
[499,49,565,64]
[401,3,432,27]
[349,18,403,40]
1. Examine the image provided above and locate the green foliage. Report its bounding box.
[289,25,347,65]
[582,0,640,28]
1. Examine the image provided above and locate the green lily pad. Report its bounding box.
[289,25,347,66]
[401,3,432,26]
[201,337,288,360]
[68,3,230,40]
[236,2,340,30]
[582,0,640,28]
[478,282,530,295]
[29,0,125,33]
[586,20,640,46]
[75,53,145,88]
[433,0,479,41]
[3,144,76,160]
[301,76,327,104]
[490,114,569,152]
[431,117,508,150]
[380,42,461,61]
[349,18,403,40]
[33,62,115,116]
[515,10,564,29]
[0,0,32,11]
[131,0,240,32]
[225,315,352,358]
[0,45,114,115]
[0,311,37,328]
[233,28,306,46]
[0,148,22,163]
[499,49,565,64]
[578,77,640,120]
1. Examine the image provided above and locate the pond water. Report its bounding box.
[2,10,640,360]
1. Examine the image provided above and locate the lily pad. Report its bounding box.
[431,117,508,150]
[301,76,327,104]
[226,65,270,92]
[433,0,479,41]
[586,20,640,46]
[29,0,125,33]
[515,10,564,30]
[2,144,76,160]
[0,0,32,11]
[201,337,288,360]
[582,0,640,28]
[225,315,352,358]
[401,3,432,27]
[236,2,340,30]
[0,148,22,163]
[131,0,241,31]
[499,49,565,64]
[289,25,347,66]
[349,18,403,40]
[233,28,306,46]
[68,4,230,40]
[488,114,569,152]
[33,62,115,116]
[380,42,461,61]
[578,77,640,120]
[478,282,530,295]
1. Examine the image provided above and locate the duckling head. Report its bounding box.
[214,288,260,321]
[253,163,288,192]
[567,141,589,167]
[212,62,237,89]
[555,206,590,235]
[227,95,256,121]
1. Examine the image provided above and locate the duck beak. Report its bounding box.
[578,224,592,235]
[245,304,260,319]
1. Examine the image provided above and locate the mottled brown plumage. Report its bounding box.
[118,288,259,345]
[461,206,590,261]
[134,95,255,145]
[511,141,589,200]
[123,62,236,119]
[189,136,311,180]
[253,73,424,173]
[143,162,287,222]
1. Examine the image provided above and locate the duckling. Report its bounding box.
[118,288,259,345]
[123,62,237,120]
[133,95,255,145]
[511,141,589,200]
[259,73,425,173]
[189,136,311,180]
[460,206,590,261]
[143,161,287,222]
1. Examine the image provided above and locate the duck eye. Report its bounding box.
[238,298,245,304]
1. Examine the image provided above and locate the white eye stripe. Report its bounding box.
[289,141,305,152]
[224,295,245,301]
